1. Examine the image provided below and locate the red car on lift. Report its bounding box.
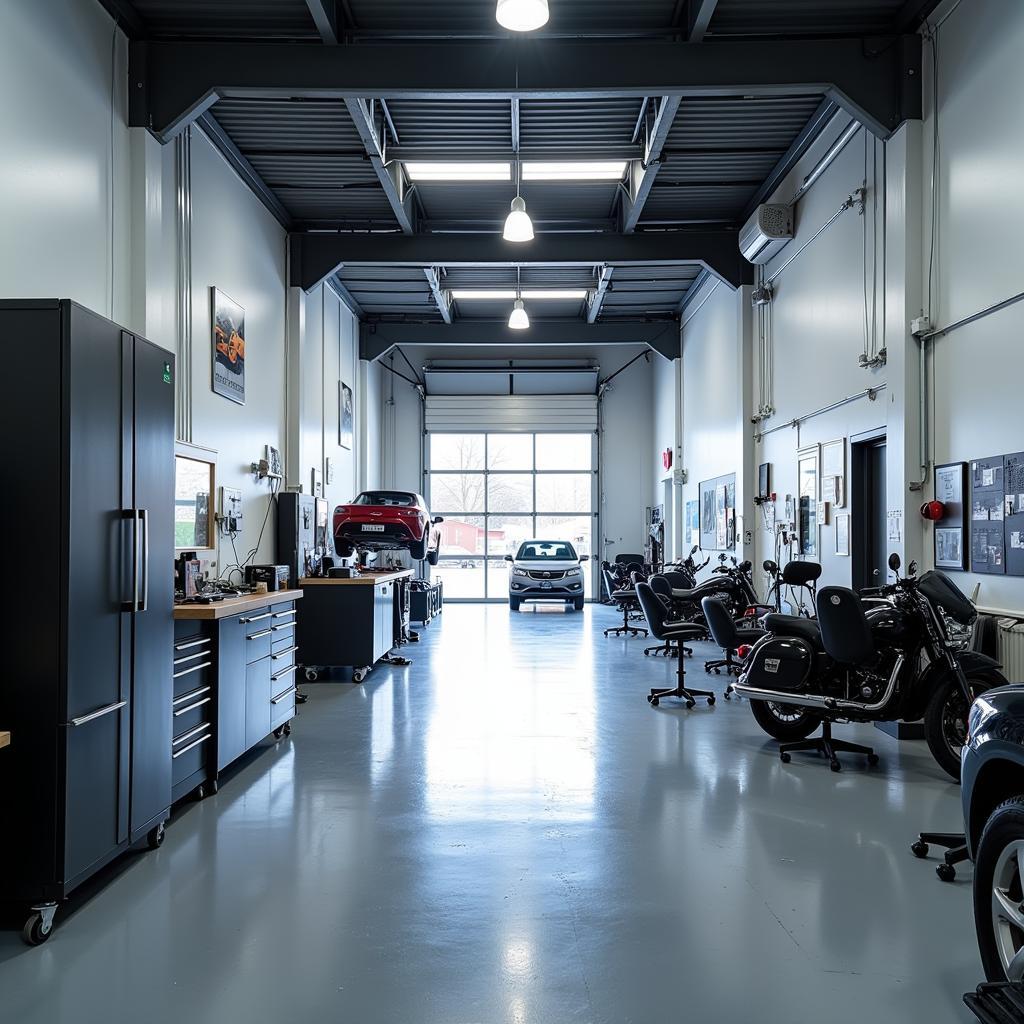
[334,491,443,564]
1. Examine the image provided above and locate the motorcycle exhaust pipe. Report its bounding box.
[732,654,904,715]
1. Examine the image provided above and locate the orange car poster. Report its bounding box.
[212,288,246,405]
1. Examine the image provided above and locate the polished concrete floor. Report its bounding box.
[0,605,982,1023]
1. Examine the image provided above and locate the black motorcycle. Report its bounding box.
[731,554,1007,779]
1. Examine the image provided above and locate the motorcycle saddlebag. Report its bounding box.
[744,636,815,693]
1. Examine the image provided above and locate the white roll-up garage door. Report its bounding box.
[424,395,598,433]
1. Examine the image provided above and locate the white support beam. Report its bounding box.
[423,267,453,324]
[304,0,339,44]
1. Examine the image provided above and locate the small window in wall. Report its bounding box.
[175,443,216,551]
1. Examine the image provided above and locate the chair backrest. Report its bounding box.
[636,581,670,640]
[816,586,874,664]
[662,570,690,589]
[702,597,739,651]
[782,560,822,587]
[649,575,673,604]
[616,553,646,566]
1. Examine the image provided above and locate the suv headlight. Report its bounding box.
[512,567,528,577]
[566,567,582,576]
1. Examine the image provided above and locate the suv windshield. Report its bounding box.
[354,491,417,507]
[516,541,577,561]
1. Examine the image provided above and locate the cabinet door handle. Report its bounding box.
[272,609,296,619]
[173,650,210,667]
[248,629,273,640]
[172,733,211,759]
[173,660,212,679]
[173,696,212,717]
[271,622,295,633]
[239,612,273,624]
[271,646,298,660]
[271,664,298,684]
[173,722,211,747]
[138,508,150,613]
[271,685,297,704]
[173,685,211,707]
[70,700,127,727]
[174,637,211,652]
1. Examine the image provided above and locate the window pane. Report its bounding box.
[434,559,485,599]
[438,515,486,557]
[486,557,511,599]
[430,473,485,514]
[488,474,533,513]
[430,434,485,471]
[486,516,535,556]
[536,474,592,513]
[536,516,593,558]
[535,433,592,470]
[487,433,533,471]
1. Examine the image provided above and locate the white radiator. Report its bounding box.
[998,619,1024,680]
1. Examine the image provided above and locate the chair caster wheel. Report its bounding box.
[724,691,732,700]
[911,840,929,859]
[22,911,54,946]
[685,700,696,710]
[147,822,165,850]
[714,668,721,675]
[867,753,880,766]
[707,696,716,707]
[648,696,659,707]
[936,863,956,882]
[273,726,284,739]
[780,752,791,764]
[283,722,291,736]
[830,760,842,773]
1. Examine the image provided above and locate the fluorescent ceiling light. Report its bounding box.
[452,290,588,301]
[496,0,549,32]
[503,195,535,242]
[508,299,531,330]
[523,161,628,181]
[405,162,511,181]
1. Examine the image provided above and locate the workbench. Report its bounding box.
[298,570,413,682]
[173,590,303,798]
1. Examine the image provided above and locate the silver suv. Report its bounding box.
[505,540,589,611]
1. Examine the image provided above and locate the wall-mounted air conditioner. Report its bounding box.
[739,204,794,264]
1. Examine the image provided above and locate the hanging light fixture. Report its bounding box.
[496,0,549,32]
[508,268,530,330]
[503,161,534,242]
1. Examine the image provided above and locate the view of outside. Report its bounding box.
[174,455,212,549]
[428,433,595,599]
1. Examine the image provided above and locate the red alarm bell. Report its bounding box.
[662,449,673,471]
[920,500,945,521]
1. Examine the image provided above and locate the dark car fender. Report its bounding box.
[904,650,1005,722]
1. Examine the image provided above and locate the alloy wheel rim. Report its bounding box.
[992,839,1024,979]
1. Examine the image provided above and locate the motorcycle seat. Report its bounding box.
[671,585,710,601]
[762,613,822,649]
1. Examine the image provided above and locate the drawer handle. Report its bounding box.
[172,722,211,747]
[271,664,298,684]
[173,685,211,707]
[172,733,211,759]
[239,612,273,624]
[271,646,298,660]
[173,660,212,679]
[272,609,296,619]
[174,637,211,652]
[173,696,211,717]
[247,629,273,640]
[69,700,126,728]
[271,685,297,705]
[173,650,209,667]
[271,622,295,633]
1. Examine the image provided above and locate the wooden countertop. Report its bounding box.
[174,589,304,620]
[300,569,414,586]
[0,732,9,750]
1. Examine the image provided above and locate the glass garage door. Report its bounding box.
[427,433,596,601]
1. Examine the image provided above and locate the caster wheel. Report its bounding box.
[305,668,319,682]
[353,668,367,684]
[867,753,880,766]
[936,863,956,882]
[648,697,659,707]
[147,822,165,850]
[707,696,716,707]
[830,760,842,773]
[195,785,205,801]
[704,667,711,674]
[273,726,284,739]
[911,840,929,859]
[780,752,792,764]
[686,700,696,710]
[283,722,291,736]
[22,913,53,946]
[724,691,732,700]
[644,651,650,657]
[714,668,721,675]
[209,779,219,795]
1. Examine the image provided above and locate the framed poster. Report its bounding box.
[339,381,354,450]
[797,444,819,557]
[822,438,846,506]
[685,499,699,546]
[699,473,736,551]
[835,513,850,556]
[934,462,967,571]
[212,288,246,405]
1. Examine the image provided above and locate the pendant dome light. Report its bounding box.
[508,268,530,330]
[496,0,550,32]
[503,161,534,242]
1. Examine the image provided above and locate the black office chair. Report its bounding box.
[636,582,715,709]
[701,597,766,692]
[643,576,694,658]
[775,585,880,771]
[603,569,649,638]
[910,830,969,882]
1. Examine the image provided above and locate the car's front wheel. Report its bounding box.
[573,598,585,611]
[509,597,521,612]
[974,796,1024,981]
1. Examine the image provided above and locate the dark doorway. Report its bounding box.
[851,428,887,591]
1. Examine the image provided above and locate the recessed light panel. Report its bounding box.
[522,161,628,181]
[404,162,511,182]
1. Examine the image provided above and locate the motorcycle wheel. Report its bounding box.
[749,699,821,742]
[924,671,1005,782]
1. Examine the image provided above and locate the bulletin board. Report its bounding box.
[699,473,736,552]
[971,456,1005,575]
[1004,452,1024,576]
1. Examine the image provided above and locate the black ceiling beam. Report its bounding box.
[423,268,453,324]
[587,267,614,323]
[896,0,945,32]
[360,319,683,362]
[304,0,339,44]
[621,96,681,233]
[97,0,146,38]
[288,230,751,293]
[688,0,719,42]
[128,36,922,142]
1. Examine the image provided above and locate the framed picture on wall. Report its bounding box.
[797,444,820,557]
[934,461,968,571]
[339,381,354,450]
[835,513,850,556]
[211,288,246,405]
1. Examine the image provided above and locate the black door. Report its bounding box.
[129,337,175,839]
[852,433,888,591]
[64,305,130,882]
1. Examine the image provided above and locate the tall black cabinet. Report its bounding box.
[0,300,175,944]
